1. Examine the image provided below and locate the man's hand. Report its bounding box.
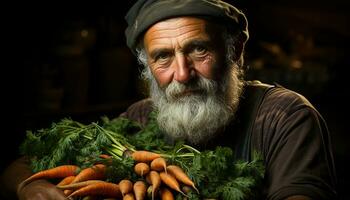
[17,180,68,200]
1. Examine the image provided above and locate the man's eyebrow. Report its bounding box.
[182,39,212,52]
[148,39,212,59]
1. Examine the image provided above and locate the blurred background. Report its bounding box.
[1,0,349,199]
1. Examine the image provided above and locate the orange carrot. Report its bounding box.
[98,154,113,164]
[148,171,161,200]
[64,164,106,197]
[71,164,106,184]
[63,189,73,196]
[145,174,152,184]
[150,157,167,172]
[99,154,111,159]
[133,180,147,200]
[21,165,79,186]
[132,151,161,162]
[68,182,121,198]
[167,165,199,194]
[159,172,187,197]
[119,179,133,196]
[56,175,75,196]
[123,193,135,200]
[160,187,174,200]
[56,175,75,186]
[134,163,150,177]
[57,180,106,190]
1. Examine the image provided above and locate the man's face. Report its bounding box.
[143,17,225,89]
[141,17,243,145]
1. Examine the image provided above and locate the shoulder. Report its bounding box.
[258,84,319,122]
[243,81,318,122]
[253,84,329,144]
[248,82,329,158]
[250,84,337,199]
[246,82,327,151]
[119,98,154,126]
[254,84,327,142]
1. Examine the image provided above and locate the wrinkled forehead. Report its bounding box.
[145,17,207,40]
[142,17,225,48]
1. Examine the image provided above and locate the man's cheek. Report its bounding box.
[152,70,173,88]
[196,59,220,80]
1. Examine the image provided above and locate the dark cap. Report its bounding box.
[125,0,249,55]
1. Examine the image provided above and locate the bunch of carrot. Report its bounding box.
[20,150,199,200]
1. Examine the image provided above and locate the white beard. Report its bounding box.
[144,66,243,145]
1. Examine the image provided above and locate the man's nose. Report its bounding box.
[173,54,193,83]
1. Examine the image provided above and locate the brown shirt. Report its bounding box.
[251,85,337,199]
[120,82,337,200]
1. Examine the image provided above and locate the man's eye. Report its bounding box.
[155,53,171,61]
[193,46,207,55]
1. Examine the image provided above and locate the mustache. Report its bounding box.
[165,77,218,101]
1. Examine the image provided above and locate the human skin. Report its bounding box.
[0,157,67,200]
[143,17,226,89]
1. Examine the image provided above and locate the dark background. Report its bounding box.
[1,0,349,199]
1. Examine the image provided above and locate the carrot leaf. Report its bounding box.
[20,111,265,199]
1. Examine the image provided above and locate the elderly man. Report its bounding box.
[1,0,337,199]
[120,1,337,200]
